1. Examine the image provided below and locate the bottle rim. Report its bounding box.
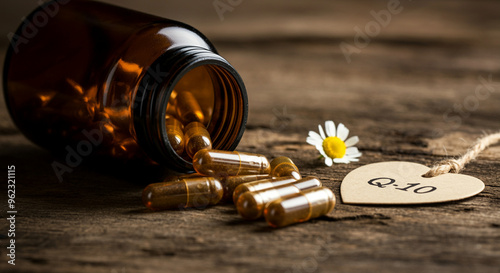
[134,46,248,171]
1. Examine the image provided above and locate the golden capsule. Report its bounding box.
[165,90,178,116]
[165,115,185,155]
[236,176,322,220]
[270,156,301,180]
[142,177,223,210]
[184,121,212,158]
[264,187,336,228]
[162,172,205,182]
[103,107,130,131]
[232,176,299,204]
[175,90,204,124]
[43,97,96,125]
[220,174,270,202]
[193,149,271,177]
[111,137,140,160]
[87,119,116,146]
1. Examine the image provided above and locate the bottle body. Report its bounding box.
[3,0,247,171]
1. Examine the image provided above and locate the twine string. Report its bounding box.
[423,132,500,177]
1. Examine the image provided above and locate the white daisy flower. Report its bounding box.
[306,121,362,166]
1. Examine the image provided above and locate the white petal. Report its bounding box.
[317,146,328,158]
[345,152,362,158]
[306,137,323,146]
[306,137,315,145]
[344,155,360,161]
[318,125,326,139]
[325,121,336,137]
[337,123,349,141]
[344,136,359,147]
[340,158,353,163]
[325,157,333,166]
[308,131,323,142]
[333,158,350,164]
[346,147,359,154]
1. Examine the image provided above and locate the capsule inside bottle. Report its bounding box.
[88,119,116,146]
[236,177,321,220]
[232,176,300,204]
[103,107,129,133]
[165,90,178,116]
[111,137,141,160]
[142,176,223,210]
[184,121,212,158]
[193,149,271,177]
[264,187,336,228]
[220,174,270,202]
[165,115,185,155]
[175,90,204,124]
[270,156,301,180]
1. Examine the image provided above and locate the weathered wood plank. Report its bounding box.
[0,0,499,272]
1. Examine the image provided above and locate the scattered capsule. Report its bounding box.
[193,149,271,177]
[162,172,205,182]
[264,187,336,228]
[165,115,185,155]
[232,176,300,204]
[184,121,212,158]
[175,91,204,124]
[269,156,301,180]
[236,176,322,220]
[220,174,270,202]
[142,177,223,210]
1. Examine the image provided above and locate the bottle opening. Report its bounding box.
[168,66,215,128]
[164,64,247,162]
[135,46,248,172]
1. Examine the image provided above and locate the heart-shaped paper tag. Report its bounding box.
[341,161,485,205]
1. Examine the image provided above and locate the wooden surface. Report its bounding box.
[1,0,500,272]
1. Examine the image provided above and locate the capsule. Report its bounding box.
[42,97,96,125]
[236,177,322,220]
[103,107,129,132]
[111,137,140,160]
[264,187,336,228]
[232,176,300,204]
[193,149,271,177]
[142,177,223,210]
[184,121,212,158]
[165,115,185,155]
[162,172,205,182]
[270,156,301,180]
[165,90,178,116]
[175,90,204,124]
[220,174,270,202]
[88,119,116,146]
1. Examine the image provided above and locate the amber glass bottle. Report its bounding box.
[3,0,248,171]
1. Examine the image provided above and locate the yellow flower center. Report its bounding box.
[322,136,346,159]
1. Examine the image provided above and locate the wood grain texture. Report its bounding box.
[0,0,499,272]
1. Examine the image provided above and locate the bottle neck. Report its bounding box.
[134,46,248,171]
